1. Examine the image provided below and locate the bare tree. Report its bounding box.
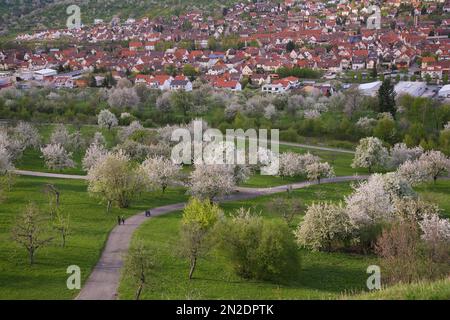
[11,203,53,265]
[266,196,304,225]
[43,183,60,216]
[53,208,70,247]
[123,240,156,300]
[180,223,208,280]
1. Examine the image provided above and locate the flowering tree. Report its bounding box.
[119,120,144,141]
[278,152,320,177]
[303,109,321,119]
[356,117,377,134]
[157,124,183,144]
[50,124,71,149]
[345,173,414,228]
[389,143,423,169]
[352,137,389,173]
[13,121,41,149]
[140,156,181,193]
[40,144,75,171]
[287,94,305,115]
[231,164,251,185]
[97,109,118,130]
[114,139,150,161]
[245,95,271,116]
[263,104,277,120]
[146,142,172,158]
[188,164,235,200]
[295,202,354,251]
[393,197,441,222]
[91,131,106,146]
[107,87,140,110]
[396,151,450,185]
[0,146,13,174]
[155,91,173,112]
[419,151,450,183]
[0,130,24,161]
[87,151,146,212]
[305,161,335,184]
[419,214,450,243]
[396,159,430,186]
[224,102,242,120]
[68,130,86,151]
[82,143,109,171]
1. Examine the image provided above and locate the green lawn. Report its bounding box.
[2,177,449,299]
[345,278,450,300]
[0,176,188,299]
[118,180,450,300]
[242,144,366,187]
[16,124,118,175]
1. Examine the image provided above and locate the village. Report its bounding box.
[0,0,450,99]
[1,0,450,305]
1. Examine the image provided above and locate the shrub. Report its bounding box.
[216,208,299,282]
[375,220,423,284]
[295,202,355,252]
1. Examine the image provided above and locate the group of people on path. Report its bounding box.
[117,210,152,226]
[117,216,125,225]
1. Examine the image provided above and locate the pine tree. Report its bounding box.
[378,78,396,116]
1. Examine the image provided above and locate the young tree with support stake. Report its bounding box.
[11,203,53,265]
[124,240,156,300]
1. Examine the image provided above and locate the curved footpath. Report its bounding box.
[75,175,366,300]
[13,169,366,300]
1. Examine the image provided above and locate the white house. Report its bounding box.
[34,68,57,81]
[169,79,193,91]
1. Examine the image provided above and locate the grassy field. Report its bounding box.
[243,144,366,187]
[0,175,187,299]
[118,180,450,300]
[1,176,449,299]
[16,124,118,175]
[345,278,450,300]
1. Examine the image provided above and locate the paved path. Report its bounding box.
[13,169,88,180]
[278,141,355,154]
[75,175,367,300]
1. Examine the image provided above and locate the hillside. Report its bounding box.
[0,0,236,36]
[345,278,450,300]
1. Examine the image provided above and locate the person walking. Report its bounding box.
[121,216,125,225]
[117,216,121,225]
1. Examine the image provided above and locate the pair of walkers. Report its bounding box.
[117,210,151,225]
